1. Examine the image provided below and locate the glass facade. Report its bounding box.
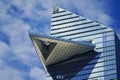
[46,6,120,80]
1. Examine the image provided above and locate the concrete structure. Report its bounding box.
[30,6,120,80]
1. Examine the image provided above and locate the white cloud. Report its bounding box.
[0,59,25,80]
[67,0,113,26]
[9,0,54,20]
[2,19,40,67]
[0,41,11,58]
[0,1,47,80]
[0,17,46,80]
[30,66,46,80]
[0,1,12,27]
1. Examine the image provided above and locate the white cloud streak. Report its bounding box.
[30,66,46,80]
[2,19,37,66]
[0,59,25,80]
[0,41,11,58]
[58,0,114,26]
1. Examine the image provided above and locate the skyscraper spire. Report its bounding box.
[53,5,59,13]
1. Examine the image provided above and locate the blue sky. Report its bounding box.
[0,0,120,80]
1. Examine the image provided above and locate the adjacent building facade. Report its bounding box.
[30,6,120,80]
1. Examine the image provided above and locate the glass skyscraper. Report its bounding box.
[30,6,120,80]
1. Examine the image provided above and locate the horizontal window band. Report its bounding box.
[70,31,115,44]
[48,58,116,72]
[51,22,94,31]
[66,68,116,78]
[47,51,116,72]
[74,73,117,80]
[71,31,114,40]
[92,54,116,60]
[47,73,116,78]
[81,63,116,72]
[54,67,117,78]
[52,68,116,79]
[70,64,116,75]
[98,49,115,54]
[84,73,117,80]
[52,16,80,22]
[48,60,116,73]
[49,73,117,79]
[69,30,114,40]
[95,45,115,50]
[94,38,115,44]
[60,52,116,65]
[58,51,116,66]
[52,10,66,14]
[52,13,72,18]
[51,24,100,35]
[93,31,114,39]
[52,19,86,26]
[57,27,107,38]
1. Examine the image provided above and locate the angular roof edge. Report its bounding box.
[30,33,95,47]
[52,5,114,30]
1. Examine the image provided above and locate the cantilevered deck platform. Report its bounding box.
[30,34,95,67]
